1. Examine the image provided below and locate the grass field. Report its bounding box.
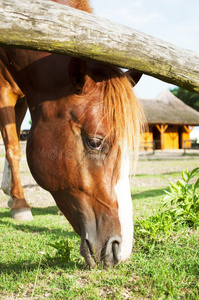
[0,150,199,299]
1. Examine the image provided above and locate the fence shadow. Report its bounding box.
[0,249,84,276]
[131,186,169,201]
[0,206,60,218]
[0,206,76,235]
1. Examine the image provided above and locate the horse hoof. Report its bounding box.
[11,208,34,221]
[7,196,14,208]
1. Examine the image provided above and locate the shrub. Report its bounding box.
[135,167,199,248]
[163,167,199,227]
[46,239,73,263]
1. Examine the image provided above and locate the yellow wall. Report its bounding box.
[181,131,191,149]
[140,125,192,150]
[163,126,179,150]
[140,126,153,151]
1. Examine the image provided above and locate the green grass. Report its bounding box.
[0,158,199,299]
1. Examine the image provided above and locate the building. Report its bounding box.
[140,90,199,150]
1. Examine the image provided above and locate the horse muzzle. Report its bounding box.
[80,235,122,268]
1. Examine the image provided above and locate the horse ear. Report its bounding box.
[125,70,142,87]
[68,58,87,92]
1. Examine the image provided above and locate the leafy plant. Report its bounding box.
[136,212,174,239]
[163,167,199,227]
[46,239,73,263]
[134,213,174,252]
[135,167,199,248]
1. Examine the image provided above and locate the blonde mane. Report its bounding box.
[69,0,93,13]
[52,0,93,13]
[98,67,145,155]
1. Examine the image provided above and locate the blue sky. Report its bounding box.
[22,0,199,132]
[91,0,199,98]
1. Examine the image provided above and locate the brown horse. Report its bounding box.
[0,0,144,267]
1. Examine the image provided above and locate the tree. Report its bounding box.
[170,87,199,112]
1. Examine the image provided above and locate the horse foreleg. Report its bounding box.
[0,62,33,220]
[1,157,14,207]
[1,123,33,221]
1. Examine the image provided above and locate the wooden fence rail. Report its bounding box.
[0,0,199,93]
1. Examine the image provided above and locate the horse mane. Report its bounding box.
[52,0,93,13]
[83,65,145,156]
[69,0,93,13]
[100,67,145,154]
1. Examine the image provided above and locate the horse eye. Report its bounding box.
[87,138,102,150]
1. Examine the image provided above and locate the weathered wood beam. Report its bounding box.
[0,0,199,93]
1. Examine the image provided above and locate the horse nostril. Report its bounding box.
[112,241,120,263]
[81,236,121,268]
[104,236,121,266]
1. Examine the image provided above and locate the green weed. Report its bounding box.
[135,167,199,251]
[163,167,199,227]
[46,239,73,263]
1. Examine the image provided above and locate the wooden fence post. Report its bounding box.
[0,0,199,93]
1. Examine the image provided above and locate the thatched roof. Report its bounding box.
[139,90,199,125]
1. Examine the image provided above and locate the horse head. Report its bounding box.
[26,57,144,267]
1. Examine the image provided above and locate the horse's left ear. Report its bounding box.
[68,57,87,93]
[124,70,142,87]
